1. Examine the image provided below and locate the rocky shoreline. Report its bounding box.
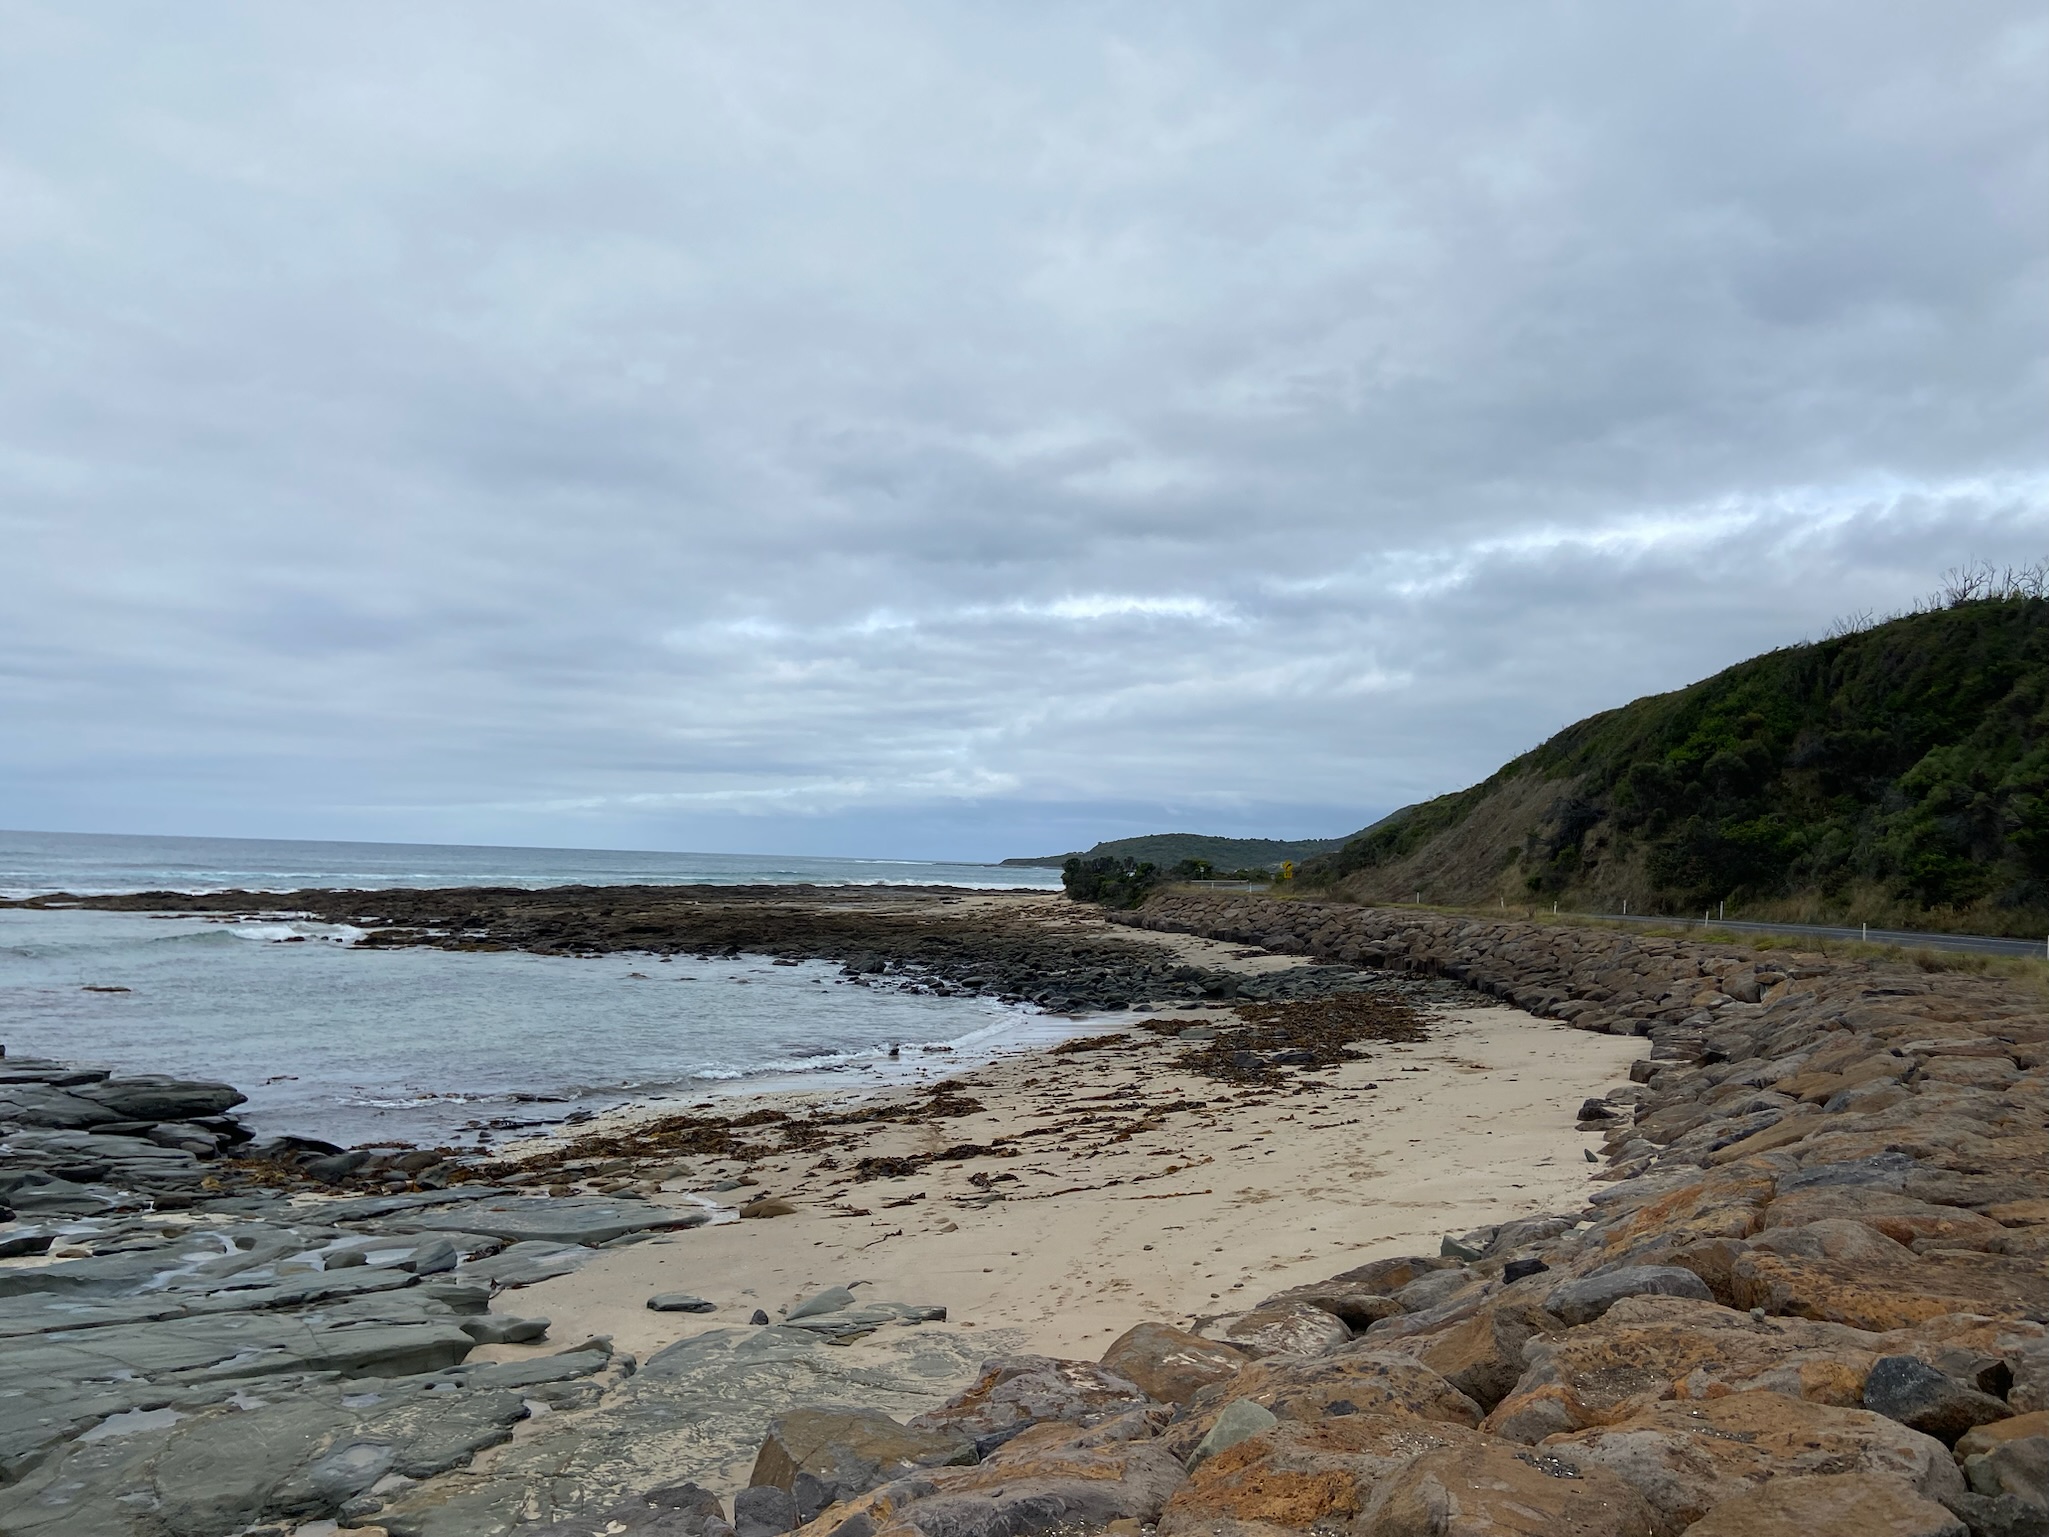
[3,884,1408,1016]
[2,888,2045,1536]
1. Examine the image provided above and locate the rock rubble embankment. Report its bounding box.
[699,893,2048,1537]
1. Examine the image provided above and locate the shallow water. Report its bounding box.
[0,908,1077,1148]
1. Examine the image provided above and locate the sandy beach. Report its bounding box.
[468,991,1644,1367]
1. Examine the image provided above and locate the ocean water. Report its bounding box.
[0,828,1061,899]
[0,831,1073,1148]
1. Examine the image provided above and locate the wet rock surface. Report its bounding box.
[0,1050,740,1535]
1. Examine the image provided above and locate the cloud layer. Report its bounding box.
[3,3,2044,857]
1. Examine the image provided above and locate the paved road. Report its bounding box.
[1584,911,2049,959]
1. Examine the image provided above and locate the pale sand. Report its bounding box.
[472,1001,1645,1366]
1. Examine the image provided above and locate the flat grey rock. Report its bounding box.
[778,1303,947,1341]
[319,1187,506,1222]
[374,1324,1007,1537]
[401,1196,709,1248]
[649,1293,718,1313]
[0,1084,124,1129]
[460,1238,593,1289]
[785,1286,857,1321]
[460,1314,550,1345]
[0,1368,544,1536]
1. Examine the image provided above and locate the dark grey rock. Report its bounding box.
[460,1314,550,1345]
[1945,1491,2049,1537]
[0,1084,123,1129]
[1865,1355,2015,1446]
[1501,1257,1549,1283]
[0,1227,52,1259]
[1392,1267,1474,1314]
[71,1074,246,1121]
[734,1482,800,1537]
[649,1293,718,1313]
[403,1236,461,1274]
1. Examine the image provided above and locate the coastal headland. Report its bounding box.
[2,885,2045,1537]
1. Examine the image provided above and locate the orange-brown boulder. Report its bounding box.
[1167,1350,1483,1460]
[1157,1413,1484,1537]
[1387,1292,1564,1412]
[1730,1219,2049,1330]
[1539,1389,1964,1527]
[1357,1440,1668,1536]
[1100,1323,1247,1406]
[1762,1185,2009,1252]
[1681,1471,1967,1536]
[1483,1296,1884,1443]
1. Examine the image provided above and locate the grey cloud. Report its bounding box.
[1,2,2043,855]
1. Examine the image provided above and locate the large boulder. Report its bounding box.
[1484,1297,1885,1443]
[1763,1184,2012,1252]
[1172,1349,1482,1458]
[1963,1431,2049,1508]
[1222,1302,1352,1358]
[1681,1471,1968,1536]
[1101,1323,1248,1405]
[1159,1413,1486,1537]
[1380,1291,1563,1413]
[1540,1389,1965,1528]
[1356,1439,1667,1536]
[1729,1219,2049,1331]
[1544,1266,1712,1327]
[1863,1354,2015,1445]
[70,1075,246,1122]
[0,1085,123,1130]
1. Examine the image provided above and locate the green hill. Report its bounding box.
[1303,593,2049,936]
[1002,829,1366,871]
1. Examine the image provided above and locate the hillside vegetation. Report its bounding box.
[1004,829,1362,870]
[1304,592,2049,936]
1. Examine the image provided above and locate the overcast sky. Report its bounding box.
[2,3,2044,860]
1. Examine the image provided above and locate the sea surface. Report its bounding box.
[0,830,1072,1148]
[0,827,1060,899]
